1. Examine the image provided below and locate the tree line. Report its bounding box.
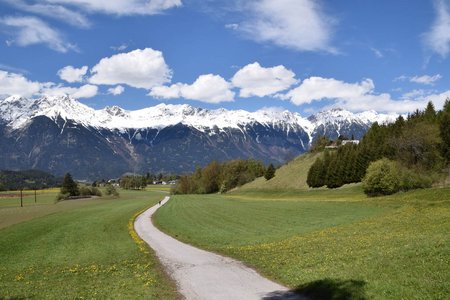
[172,159,274,194]
[57,173,119,200]
[307,101,450,195]
[0,169,61,191]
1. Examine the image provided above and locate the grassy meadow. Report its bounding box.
[0,189,177,299]
[239,153,320,191]
[154,186,450,299]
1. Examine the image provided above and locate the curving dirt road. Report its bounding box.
[134,196,305,300]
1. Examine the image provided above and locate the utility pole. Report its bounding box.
[20,189,23,207]
[34,188,37,203]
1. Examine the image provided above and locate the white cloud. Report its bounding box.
[370,47,384,58]
[3,0,90,28]
[89,48,172,89]
[238,0,335,52]
[423,0,450,57]
[111,44,128,51]
[0,70,41,97]
[150,74,235,103]
[45,0,182,16]
[225,23,239,30]
[401,89,432,99]
[410,74,442,85]
[283,77,375,105]
[0,16,76,53]
[232,62,298,97]
[395,74,442,85]
[108,85,125,95]
[281,76,443,114]
[0,69,98,99]
[57,66,88,83]
[41,83,98,99]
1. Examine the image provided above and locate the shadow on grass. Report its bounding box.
[263,278,367,300]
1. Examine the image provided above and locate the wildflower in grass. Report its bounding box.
[14,274,24,281]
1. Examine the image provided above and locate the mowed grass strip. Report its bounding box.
[153,187,450,300]
[0,190,178,299]
[153,193,385,248]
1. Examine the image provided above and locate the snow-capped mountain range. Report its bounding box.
[0,95,395,134]
[0,95,397,179]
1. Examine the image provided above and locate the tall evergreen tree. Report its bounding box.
[264,163,276,180]
[440,100,450,163]
[61,173,79,196]
[424,101,437,123]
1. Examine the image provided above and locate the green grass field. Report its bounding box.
[154,187,450,300]
[0,189,177,299]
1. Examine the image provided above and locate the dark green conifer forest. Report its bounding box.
[307,101,450,195]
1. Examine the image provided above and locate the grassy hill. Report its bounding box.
[238,152,321,191]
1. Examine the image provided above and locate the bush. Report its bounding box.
[78,185,103,197]
[362,158,400,196]
[400,168,433,191]
[91,186,102,197]
[79,186,92,197]
[105,184,119,197]
[55,192,69,202]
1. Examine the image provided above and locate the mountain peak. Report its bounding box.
[104,105,127,117]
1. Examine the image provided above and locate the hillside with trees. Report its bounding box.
[307,101,450,195]
[172,159,266,194]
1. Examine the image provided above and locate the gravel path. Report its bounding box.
[134,196,305,300]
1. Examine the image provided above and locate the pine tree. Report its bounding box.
[325,152,343,188]
[264,163,276,180]
[61,173,79,196]
[307,157,326,188]
[424,101,437,123]
[440,100,450,163]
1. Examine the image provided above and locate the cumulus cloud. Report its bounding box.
[0,16,76,53]
[108,85,125,95]
[237,0,335,52]
[231,62,298,97]
[41,83,98,99]
[45,0,182,16]
[283,77,375,105]
[281,76,443,114]
[0,70,97,99]
[0,70,41,97]
[57,66,88,83]
[3,0,90,28]
[150,74,235,103]
[89,48,172,89]
[423,0,450,57]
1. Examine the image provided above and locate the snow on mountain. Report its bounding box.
[308,108,396,127]
[0,95,395,135]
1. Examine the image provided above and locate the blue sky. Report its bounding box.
[0,0,450,115]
